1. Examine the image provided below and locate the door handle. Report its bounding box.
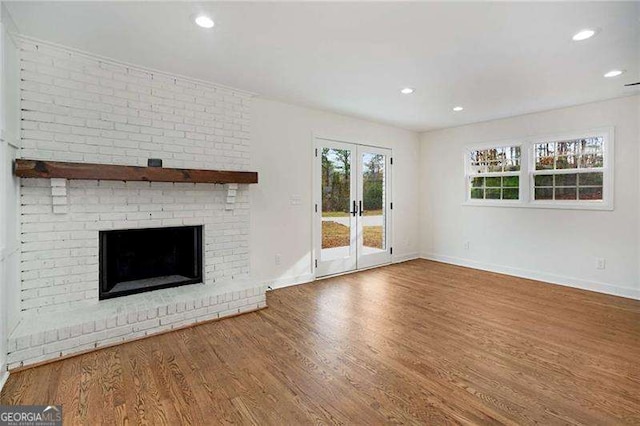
[359,201,363,216]
[351,200,357,217]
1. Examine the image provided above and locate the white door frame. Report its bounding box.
[312,136,393,278]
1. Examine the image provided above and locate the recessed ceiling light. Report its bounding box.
[400,87,414,94]
[572,29,596,41]
[195,15,214,29]
[604,69,624,78]
[453,106,464,112]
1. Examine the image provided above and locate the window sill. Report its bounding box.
[463,200,525,208]
[462,200,613,211]
[526,201,613,211]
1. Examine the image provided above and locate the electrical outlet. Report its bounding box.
[596,258,606,270]
[463,241,470,250]
[275,254,282,265]
[290,195,302,205]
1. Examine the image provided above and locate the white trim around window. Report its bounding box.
[463,127,614,210]
[463,141,525,207]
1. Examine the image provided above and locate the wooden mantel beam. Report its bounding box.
[13,159,258,184]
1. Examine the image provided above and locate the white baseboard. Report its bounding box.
[265,252,420,291]
[0,370,9,393]
[420,253,640,300]
[262,252,420,290]
[266,272,315,290]
[392,252,420,263]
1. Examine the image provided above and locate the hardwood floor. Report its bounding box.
[2,259,639,425]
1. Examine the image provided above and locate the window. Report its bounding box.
[464,128,613,210]
[532,137,605,202]
[466,145,521,202]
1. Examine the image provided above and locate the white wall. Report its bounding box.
[419,95,640,299]
[0,0,7,385]
[0,1,20,385]
[250,98,420,288]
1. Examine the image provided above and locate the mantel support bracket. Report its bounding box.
[51,178,68,214]
[225,183,238,210]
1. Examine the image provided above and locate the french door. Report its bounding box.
[314,138,392,277]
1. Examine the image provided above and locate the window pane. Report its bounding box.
[555,187,577,200]
[470,146,520,175]
[482,149,498,162]
[535,188,553,200]
[556,155,578,169]
[579,187,603,200]
[467,145,521,202]
[470,188,484,199]
[534,175,553,186]
[534,171,604,203]
[578,172,603,186]
[503,188,519,200]
[471,177,484,188]
[557,141,578,156]
[580,153,603,168]
[580,137,603,155]
[536,156,554,170]
[505,159,521,171]
[535,137,604,173]
[535,142,555,157]
[503,176,519,187]
[485,177,501,187]
[488,161,503,172]
[470,162,486,174]
[555,173,577,186]
[506,146,521,160]
[485,188,501,199]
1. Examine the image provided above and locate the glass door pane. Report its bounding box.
[321,147,353,261]
[361,152,386,253]
[315,139,357,277]
[357,147,391,269]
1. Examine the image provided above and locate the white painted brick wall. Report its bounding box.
[20,179,250,314]
[18,39,251,170]
[17,38,254,314]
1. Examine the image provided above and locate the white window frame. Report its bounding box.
[463,140,525,207]
[528,127,613,211]
[463,127,614,210]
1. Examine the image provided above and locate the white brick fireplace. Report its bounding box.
[7,37,266,369]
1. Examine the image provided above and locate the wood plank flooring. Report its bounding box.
[2,259,639,425]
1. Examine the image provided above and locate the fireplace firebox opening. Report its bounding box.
[99,225,203,300]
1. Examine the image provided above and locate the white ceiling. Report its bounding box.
[5,1,640,132]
